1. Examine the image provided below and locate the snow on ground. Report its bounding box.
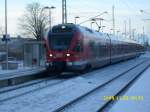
[0,52,149,112]
[0,77,96,112]
[62,60,150,112]
[0,52,149,78]
[0,67,33,75]
[0,60,45,77]
[141,51,150,58]
[0,57,148,112]
[108,66,150,112]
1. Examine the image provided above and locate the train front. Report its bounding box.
[45,24,84,72]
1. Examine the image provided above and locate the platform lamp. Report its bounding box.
[91,21,95,29]
[74,16,80,24]
[43,6,56,31]
[102,26,106,32]
[4,0,8,70]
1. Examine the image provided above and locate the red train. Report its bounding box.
[45,23,145,72]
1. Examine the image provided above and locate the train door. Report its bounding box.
[106,34,111,64]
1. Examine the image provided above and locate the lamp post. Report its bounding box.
[39,6,55,66]
[43,6,56,31]
[5,0,8,70]
[91,17,105,32]
[91,18,100,31]
[140,10,144,13]
[74,16,80,24]
[117,30,120,39]
[98,18,104,31]
[99,18,104,30]
[102,26,106,32]
[110,28,113,35]
[140,10,150,15]
[93,18,104,31]
[91,21,95,29]
[132,29,136,40]
[140,10,150,45]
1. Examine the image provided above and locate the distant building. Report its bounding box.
[0,36,36,60]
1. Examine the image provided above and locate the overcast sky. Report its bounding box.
[0,0,150,36]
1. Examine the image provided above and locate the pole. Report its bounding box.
[143,26,145,44]
[91,22,95,29]
[74,16,80,24]
[62,0,64,24]
[102,26,106,32]
[117,31,120,39]
[49,9,52,30]
[75,18,76,24]
[42,6,55,31]
[65,0,67,23]
[62,0,67,24]
[102,26,103,32]
[5,0,8,70]
[112,5,115,35]
[99,18,104,31]
[129,18,131,39]
[132,29,136,40]
[99,20,102,31]
[138,33,140,43]
[124,20,127,38]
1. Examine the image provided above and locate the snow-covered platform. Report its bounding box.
[0,67,46,88]
[108,64,150,112]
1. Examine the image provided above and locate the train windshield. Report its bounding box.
[49,33,74,51]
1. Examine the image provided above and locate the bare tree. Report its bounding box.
[19,2,49,41]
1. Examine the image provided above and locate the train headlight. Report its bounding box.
[66,53,70,57]
[49,54,53,57]
[61,25,66,29]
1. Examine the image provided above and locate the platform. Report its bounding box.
[108,66,150,112]
[0,67,46,88]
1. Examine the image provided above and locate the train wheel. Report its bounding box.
[46,67,62,75]
[86,64,92,72]
[79,64,92,74]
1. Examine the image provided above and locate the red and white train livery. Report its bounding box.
[45,23,145,72]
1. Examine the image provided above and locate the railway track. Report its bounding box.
[52,59,150,112]
[0,58,149,112]
[0,76,66,102]
[0,67,46,88]
[0,58,142,103]
[0,72,67,94]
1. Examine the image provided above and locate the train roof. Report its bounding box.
[52,23,142,45]
[108,34,140,45]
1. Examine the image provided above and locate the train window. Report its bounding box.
[52,26,74,33]
[89,41,95,50]
[73,41,83,52]
[49,33,74,51]
[89,41,97,56]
